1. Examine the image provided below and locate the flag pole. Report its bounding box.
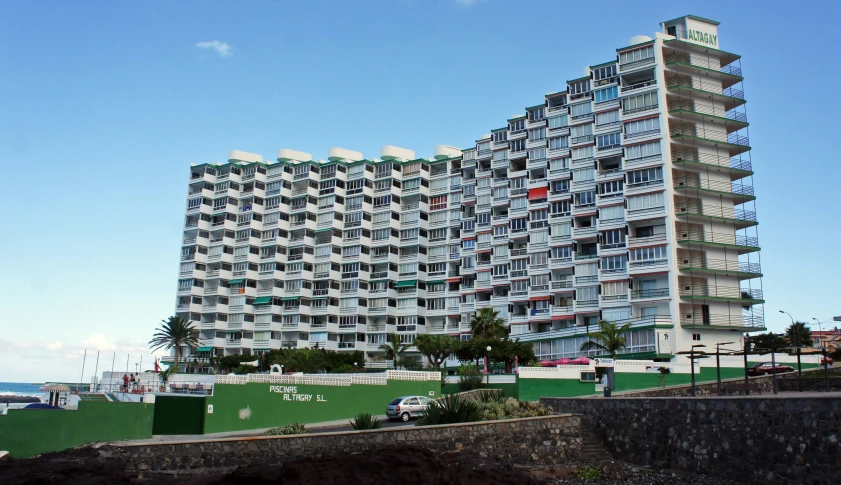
[93,351,100,392]
[78,349,87,394]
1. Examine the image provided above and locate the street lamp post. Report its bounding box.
[485,346,492,385]
[689,344,706,397]
[812,318,830,392]
[715,342,735,396]
[780,310,802,392]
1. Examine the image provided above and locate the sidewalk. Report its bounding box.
[108,415,389,446]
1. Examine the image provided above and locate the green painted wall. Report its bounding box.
[0,401,154,458]
[203,380,440,434]
[153,395,206,435]
[519,378,596,402]
[441,380,519,399]
[518,365,803,401]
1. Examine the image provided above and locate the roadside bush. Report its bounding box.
[417,394,480,426]
[264,423,308,436]
[350,413,382,430]
[458,365,483,392]
[576,465,603,480]
[475,398,553,421]
[475,389,506,403]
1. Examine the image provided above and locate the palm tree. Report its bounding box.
[149,316,199,368]
[470,308,506,339]
[470,308,506,373]
[378,333,411,370]
[580,320,631,359]
[785,321,813,350]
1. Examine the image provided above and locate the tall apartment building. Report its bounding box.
[175,15,763,366]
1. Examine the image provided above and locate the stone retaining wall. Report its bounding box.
[618,373,775,397]
[110,414,582,476]
[777,376,841,392]
[540,396,841,484]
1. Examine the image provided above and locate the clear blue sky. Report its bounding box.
[1,0,838,383]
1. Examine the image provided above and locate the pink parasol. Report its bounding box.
[570,356,591,365]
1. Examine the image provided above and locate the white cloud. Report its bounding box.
[453,0,487,6]
[195,40,233,57]
[0,334,167,383]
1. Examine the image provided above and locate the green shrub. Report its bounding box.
[234,364,258,375]
[457,365,483,392]
[575,465,603,480]
[475,398,553,421]
[350,413,382,430]
[418,394,480,426]
[476,389,506,403]
[264,423,308,436]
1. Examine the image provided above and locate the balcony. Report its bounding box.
[674,204,757,227]
[679,285,764,303]
[680,314,765,331]
[672,152,752,176]
[670,125,750,155]
[551,280,573,290]
[630,288,670,300]
[678,258,762,278]
[663,53,743,86]
[621,79,657,93]
[666,78,746,110]
[628,234,667,247]
[673,179,754,203]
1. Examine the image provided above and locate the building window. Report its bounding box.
[627,167,663,186]
[509,119,525,132]
[619,45,654,65]
[570,102,592,118]
[594,86,618,103]
[528,127,546,142]
[549,136,569,151]
[692,333,701,341]
[597,132,622,149]
[627,192,664,212]
[493,131,508,143]
[548,114,568,129]
[510,139,526,152]
[625,141,662,161]
[624,117,660,138]
[528,107,545,121]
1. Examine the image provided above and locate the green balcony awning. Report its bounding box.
[283,296,301,301]
[253,296,272,305]
[229,278,245,284]
[426,280,445,285]
[315,227,333,233]
[395,280,417,288]
[196,347,213,352]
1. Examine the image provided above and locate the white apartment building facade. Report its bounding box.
[175,15,763,366]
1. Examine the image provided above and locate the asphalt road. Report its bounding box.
[309,418,416,434]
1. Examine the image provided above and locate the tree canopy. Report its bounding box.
[149,316,199,368]
[414,334,462,368]
[580,320,631,359]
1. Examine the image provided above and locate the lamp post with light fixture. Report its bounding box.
[714,342,735,396]
[780,310,802,392]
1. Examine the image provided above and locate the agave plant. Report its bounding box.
[350,413,382,430]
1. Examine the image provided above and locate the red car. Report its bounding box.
[747,362,794,376]
[822,356,833,366]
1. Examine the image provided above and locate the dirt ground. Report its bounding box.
[0,445,735,485]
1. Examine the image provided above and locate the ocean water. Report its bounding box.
[0,382,45,399]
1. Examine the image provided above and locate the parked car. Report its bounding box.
[386,395,437,422]
[821,356,833,366]
[747,362,794,376]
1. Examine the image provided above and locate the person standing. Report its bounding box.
[122,373,129,392]
[130,373,137,392]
